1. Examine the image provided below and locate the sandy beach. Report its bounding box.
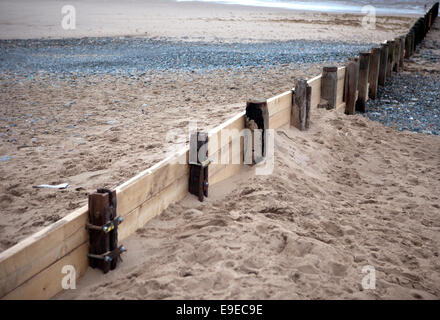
[0,0,439,300]
[0,0,417,42]
[0,0,420,251]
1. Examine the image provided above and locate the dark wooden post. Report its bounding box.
[88,189,124,274]
[245,99,268,163]
[344,60,359,115]
[88,193,109,271]
[305,86,311,130]
[399,36,405,69]
[393,38,400,72]
[189,131,209,202]
[378,43,388,86]
[386,40,395,77]
[368,47,381,100]
[320,66,338,109]
[412,27,417,52]
[405,33,412,58]
[292,80,311,131]
[356,52,370,113]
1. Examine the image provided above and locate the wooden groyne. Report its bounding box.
[1,2,438,300]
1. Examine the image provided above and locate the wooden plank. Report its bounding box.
[307,75,322,109]
[344,60,359,115]
[378,43,389,86]
[3,243,89,300]
[118,174,189,240]
[336,67,346,107]
[207,111,245,156]
[336,102,347,114]
[269,105,291,130]
[368,47,381,100]
[393,38,401,72]
[292,80,307,130]
[267,90,292,116]
[116,149,188,218]
[399,35,405,69]
[209,134,244,186]
[356,52,370,113]
[386,40,395,78]
[209,132,244,178]
[321,66,338,109]
[0,206,88,298]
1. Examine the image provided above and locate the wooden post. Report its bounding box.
[405,33,412,58]
[368,47,380,100]
[386,40,395,78]
[189,131,209,201]
[356,52,370,113]
[378,43,388,86]
[246,99,268,163]
[88,189,122,274]
[393,38,400,72]
[292,80,311,131]
[412,28,416,52]
[88,193,110,272]
[305,86,311,129]
[399,36,405,69]
[344,60,359,115]
[320,66,338,109]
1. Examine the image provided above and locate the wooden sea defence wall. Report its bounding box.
[1,2,438,300]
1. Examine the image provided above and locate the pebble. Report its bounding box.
[365,72,440,136]
[63,101,74,108]
[0,38,374,74]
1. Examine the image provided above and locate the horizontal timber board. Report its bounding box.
[267,90,292,116]
[307,75,322,109]
[0,206,88,298]
[3,243,89,300]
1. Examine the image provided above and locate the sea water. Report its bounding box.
[176,0,427,15]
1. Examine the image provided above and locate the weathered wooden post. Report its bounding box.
[399,35,405,69]
[386,40,395,77]
[87,189,125,273]
[344,59,359,115]
[393,38,400,72]
[292,80,311,131]
[320,66,338,109]
[405,33,412,58]
[189,131,210,202]
[305,86,311,129]
[378,43,388,86]
[356,52,370,113]
[410,31,414,56]
[368,47,381,100]
[245,99,268,163]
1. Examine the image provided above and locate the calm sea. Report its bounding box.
[176,0,429,14]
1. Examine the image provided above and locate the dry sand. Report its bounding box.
[0,65,324,250]
[0,0,417,251]
[0,0,416,43]
[57,17,440,301]
[1,0,439,300]
[58,107,440,300]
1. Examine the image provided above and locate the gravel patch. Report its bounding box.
[365,72,440,135]
[0,37,374,76]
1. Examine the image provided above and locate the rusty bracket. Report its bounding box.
[86,216,124,233]
[88,245,127,263]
